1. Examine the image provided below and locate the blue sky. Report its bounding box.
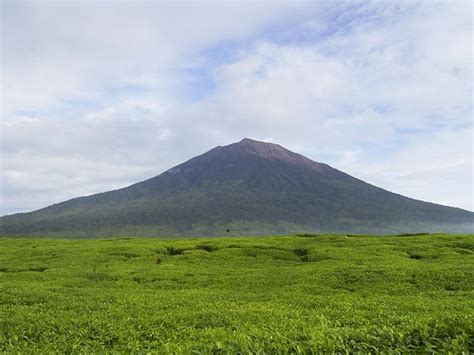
[1,0,472,215]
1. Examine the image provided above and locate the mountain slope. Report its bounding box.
[1,138,472,236]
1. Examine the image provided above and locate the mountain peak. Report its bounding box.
[222,138,324,171]
[238,137,267,144]
[235,137,276,148]
[230,137,288,155]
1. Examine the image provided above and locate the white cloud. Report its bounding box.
[1,0,309,114]
[337,128,473,211]
[0,0,472,215]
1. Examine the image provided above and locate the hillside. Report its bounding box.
[0,138,472,236]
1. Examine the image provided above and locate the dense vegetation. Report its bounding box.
[1,233,473,352]
[1,139,472,236]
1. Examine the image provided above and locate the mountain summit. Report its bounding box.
[220,138,316,166]
[1,139,472,236]
[211,138,334,173]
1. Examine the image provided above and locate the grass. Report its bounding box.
[1,233,473,352]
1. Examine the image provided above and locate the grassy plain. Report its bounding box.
[1,234,473,352]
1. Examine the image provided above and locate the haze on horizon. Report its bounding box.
[0,0,472,216]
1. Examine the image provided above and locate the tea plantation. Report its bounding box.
[1,234,473,352]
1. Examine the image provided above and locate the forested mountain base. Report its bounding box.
[1,234,473,352]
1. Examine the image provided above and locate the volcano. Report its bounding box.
[1,138,472,236]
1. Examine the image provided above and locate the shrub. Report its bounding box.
[293,248,309,257]
[407,251,423,260]
[195,244,218,252]
[166,246,185,255]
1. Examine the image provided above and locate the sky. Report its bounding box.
[0,0,472,216]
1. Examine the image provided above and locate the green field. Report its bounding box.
[1,234,473,352]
